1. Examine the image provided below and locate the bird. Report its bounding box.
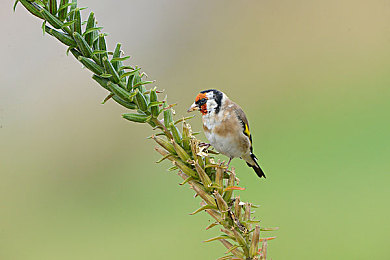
[187,89,266,178]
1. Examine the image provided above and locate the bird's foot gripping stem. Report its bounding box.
[199,143,219,155]
[198,142,211,149]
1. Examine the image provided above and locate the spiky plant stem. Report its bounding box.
[14,1,277,259]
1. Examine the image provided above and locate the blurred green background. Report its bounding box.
[1,0,390,259]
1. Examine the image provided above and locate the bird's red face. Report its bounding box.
[188,93,208,115]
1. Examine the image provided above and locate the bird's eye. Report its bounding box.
[197,98,207,106]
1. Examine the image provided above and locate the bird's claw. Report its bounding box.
[198,142,211,148]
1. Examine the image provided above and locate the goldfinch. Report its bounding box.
[187,89,266,178]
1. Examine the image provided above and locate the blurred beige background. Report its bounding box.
[1,0,390,259]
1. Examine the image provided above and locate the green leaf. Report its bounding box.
[111,56,130,62]
[205,222,219,230]
[102,56,120,83]
[84,12,97,47]
[112,43,121,58]
[66,6,87,18]
[58,0,70,21]
[134,90,148,112]
[107,81,132,101]
[73,32,94,58]
[34,0,46,7]
[82,27,103,37]
[119,68,141,79]
[19,0,44,19]
[245,220,261,224]
[101,93,114,104]
[57,1,72,13]
[204,236,230,243]
[155,153,173,163]
[149,88,159,118]
[148,100,161,108]
[179,176,193,185]
[98,34,108,66]
[99,73,112,78]
[69,48,81,59]
[92,33,99,47]
[174,115,195,125]
[40,7,64,29]
[118,66,135,71]
[92,50,108,55]
[111,43,122,72]
[260,227,279,231]
[217,255,234,260]
[167,165,178,171]
[45,26,77,46]
[122,113,151,123]
[41,20,46,35]
[189,204,218,215]
[92,74,110,91]
[49,0,57,15]
[58,2,75,13]
[78,56,104,75]
[170,124,183,146]
[72,8,81,34]
[66,46,74,56]
[163,103,173,128]
[225,245,240,255]
[67,0,77,26]
[61,20,76,28]
[112,96,137,109]
[133,80,155,88]
[13,0,19,12]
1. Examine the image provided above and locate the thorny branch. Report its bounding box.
[14,1,277,259]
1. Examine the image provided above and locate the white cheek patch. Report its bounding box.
[206,99,218,113]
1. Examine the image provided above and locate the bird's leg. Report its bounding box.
[226,158,233,170]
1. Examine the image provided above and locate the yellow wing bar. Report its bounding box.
[244,123,252,144]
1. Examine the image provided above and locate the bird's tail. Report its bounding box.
[245,153,266,178]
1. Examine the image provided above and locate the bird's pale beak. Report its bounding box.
[187,102,199,112]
